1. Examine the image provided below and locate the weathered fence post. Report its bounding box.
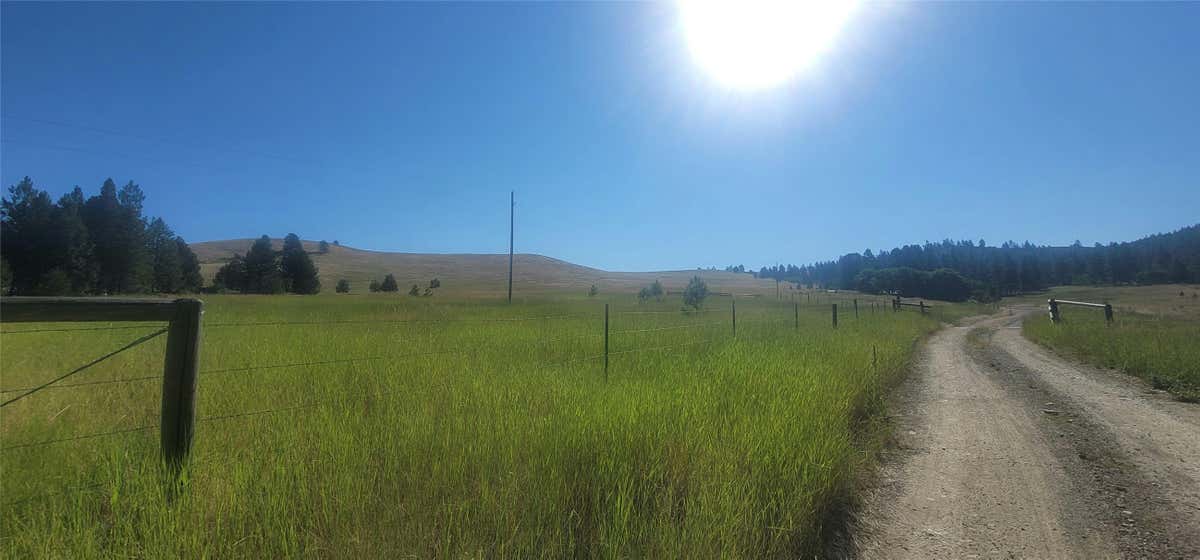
[1104,303,1113,325]
[873,345,877,371]
[794,301,799,330]
[854,299,859,319]
[919,301,927,315]
[604,303,609,379]
[161,298,203,470]
[1048,298,1061,323]
[832,303,838,329]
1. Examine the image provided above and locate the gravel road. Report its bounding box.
[854,307,1200,559]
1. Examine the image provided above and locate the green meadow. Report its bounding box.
[1022,285,1200,402]
[2,293,975,558]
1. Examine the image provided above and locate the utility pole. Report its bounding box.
[508,190,514,304]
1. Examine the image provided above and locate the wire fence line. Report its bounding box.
[2,330,739,453]
[2,298,895,499]
[0,332,609,394]
[0,324,165,335]
[203,312,596,329]
[609,321,726,335]
[0,423,157,452]
[0,328,169,408]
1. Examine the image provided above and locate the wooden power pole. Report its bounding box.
[508,191,514,304]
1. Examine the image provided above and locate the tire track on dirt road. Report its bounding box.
[854,309,1200,559]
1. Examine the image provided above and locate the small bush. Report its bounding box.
[335,279,350,293]
[682,276,708,309]
[380,274,399,292]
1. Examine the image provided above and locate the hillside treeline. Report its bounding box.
[753,224,1200,301]
[1,177,202,296]
[213,234,321,294]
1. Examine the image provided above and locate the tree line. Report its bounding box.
[747,224,1200,301]
[213,235,321,294]
[1,177,202,296]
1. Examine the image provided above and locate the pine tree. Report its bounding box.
[214,254,247,292]
[243,235,283,294]
[147,218,183,293]
[176,238,203,292]
[380,273,399,292]
[280,233,321,294]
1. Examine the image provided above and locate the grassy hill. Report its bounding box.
[191,238,780,297]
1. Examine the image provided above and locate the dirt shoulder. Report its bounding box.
[853,308,1200,559]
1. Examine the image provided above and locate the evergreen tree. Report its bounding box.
[176,238,203,292]
[380,273,399,292]
[83,179,149,293]
[335,279,351,293]
[147,218,183,293]
[243,235,283,294]
[214,254,247,292]
[280,233,321,294]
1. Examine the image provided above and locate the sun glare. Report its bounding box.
[678,0,858,91]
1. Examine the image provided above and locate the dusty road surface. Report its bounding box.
[854,308,1200,560]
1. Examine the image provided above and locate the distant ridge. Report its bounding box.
[190,239,778,296]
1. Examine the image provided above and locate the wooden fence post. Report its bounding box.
[160,298,203,470]
[919,301,927,315]
[794,301,799,330]
[604,303,609,379]
[1048,298,1060,323]
[832,303,838,329]
[854,299,859,319]
[1104,304,1113,325]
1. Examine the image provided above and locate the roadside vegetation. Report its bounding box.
[1022,285,1200,402]
[1,292,971,557]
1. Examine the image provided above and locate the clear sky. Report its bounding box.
[2,2,1197,271]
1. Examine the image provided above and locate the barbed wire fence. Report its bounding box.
[0,293,918,507]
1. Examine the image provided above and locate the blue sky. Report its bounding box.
[2,2,1197,271]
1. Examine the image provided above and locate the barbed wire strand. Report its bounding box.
[0,328,168,408]
[0,337,727,451]
[610,321,725,335]
[0,330,608,393]
[0,324,163,335]
[0,423,156,451]
[205,313,594,329]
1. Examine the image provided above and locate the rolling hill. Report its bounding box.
[190,239,780,297]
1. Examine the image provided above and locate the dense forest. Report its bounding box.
[745,224,1200,301]
[1,176,202,296]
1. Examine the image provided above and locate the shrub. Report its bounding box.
[335,279,350,293]
[409,284,420,296]
[588,284,598,297]
[682,276,708,309]
[369,280,381,292]
[380,274,399,292]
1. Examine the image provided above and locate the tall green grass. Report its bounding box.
[1023,308,1200,402]
[2,294,956,557]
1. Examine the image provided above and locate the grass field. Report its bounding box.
[1021,285,1200,402]
[1,292,980,558]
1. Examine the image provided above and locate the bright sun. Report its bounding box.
[678,0,858,91]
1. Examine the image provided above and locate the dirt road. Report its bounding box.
[854,308,1200,559]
